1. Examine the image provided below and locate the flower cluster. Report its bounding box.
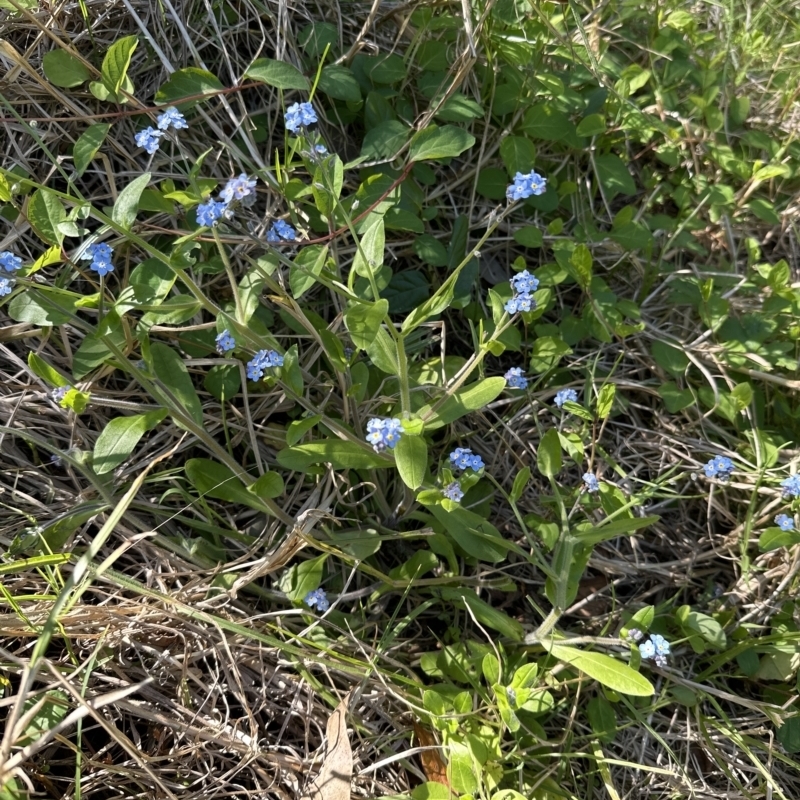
[304,588,330,612]
[443,481,464,502]
[0,251,22,272]
[215,330,236,354]
[781,475,800,498]
[80,242,114,277]
[639,633,670,667]
[196,200,228,227]
[267,219,297,243]
[285,102,318,134]
[366,418,402,453]
[449,447,484,472]
[504,367,528,390]
[134,107,188,154]
[775,514,794,532]
[582,473,600,493]
[0,277,14,297]
[554,388,578,408]
[505,269,539,315]
[506,170,547,201]
[196,173,259,228]
[220,175,257,204]
[246,349,284,381]
[703,456,734,481]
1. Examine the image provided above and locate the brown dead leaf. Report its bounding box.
[300,693,352,800]
[413,723,450,789]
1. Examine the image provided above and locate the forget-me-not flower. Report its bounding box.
[80,242,114,277]
[504,292,535,314]
[196,199,228,227]
[0,251,22,272]
[640,633,670,667]
[314,144,328,155]
[156,106,188,131]
[703,456,734,481]
[449,447,484,472]
[304,588,330,612]
[780,475,800,498]
[775,514,794,531]
[506,170,547,201]
[246,349,284,381]
[504,367,528,390]
[443,481,464,502]
[554,388,578,408]
[0,277,14,297]
[52,386,70,403]
[267,220,297,243]
[285,102,318,133]
[583,473,600,493]
[135,126,163,155]
[220,174,258,204]
[626,628,643,642]
[215,330,236,354]
[510,270,539,295]
[366,418,403,453]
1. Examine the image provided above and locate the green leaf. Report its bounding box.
[576,113,606,136]
[651,341,690,376]
[93,410,168,474]
[287,415,322,446]
[8,288,76,326]
[594,154,637,198]
[353,214,385,277]
[360,119,410,160]
[422,377,506,430]
[17,691,70,747]
[277,440,392,471]
[435,94,483,122]
[318,64,361,101]
[155,67,224,107]
[289,244,327,299]
[394,435,427,489]
[409,124,476,162]
[499,135,537,176]
[112,172,151,231]
[204,364,240,402]
[429,505,512,563]
[537,428,562,478]
[677,607,727,648]
[245,58,309,90]
[510,467,530,503]
[570,243,593,287]
[249,471,284,499]
[574,515,660,546]
[101,35,138,95]
[587,696,616,743]
[596,383,616,419]
[151,342,203,426]
[383,270,430,314]
[759,527,800,552]
[520,103,577,143]
[366,327,399,374]
[413,234,448,267]
[483,653,501,685]
[185,458,272,513]
[448,741,479,794]
[278,554,327,603]
[29,188,66,246]
[344,298,388,350]
[529,336,571,373]
[513,226,544,248]
[27,352,67,387]
[73,124,110,177]
[777,717,800,754]
[440,588,523,641]
[548,643,654,696]
[42,51,90,87]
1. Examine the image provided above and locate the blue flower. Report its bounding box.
[703,456,734,481]
[504,367,528,390]
[775,514,794,531]
[780,475,800,498]
[267,219,297,242]
[196,199,228,227]
[156,106,188,131]
[246,349,284,381]
[220,174,258,204]
[365,418,403,452]
[638,639,655,659]
[0,277,14,297]
[510,270,539,294]
[0,251,22,272]
[215,330,236,354]
[443,481,464,502]
[80,242,114,277]
[134,126,163,154]
[314,144,328,155]
[640,634,670,667]
[504,292,535,314]
[506,170,547,201]
[651,634,670,657]
[304,588,330,612]
[626,628,643,642]
[285,101,318,133]
[52,386,70,403]
[583,473,600,493]
[449,447,484,472]
[554,388,578,408]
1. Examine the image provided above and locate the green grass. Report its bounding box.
[1,0,800,798]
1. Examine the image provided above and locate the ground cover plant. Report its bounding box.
[1,0,800,798]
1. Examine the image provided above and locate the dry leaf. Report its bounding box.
[300,693,352,800]
[413,723,450,789]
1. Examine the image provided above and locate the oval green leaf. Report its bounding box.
[42,51,91,88]
[548,643,654,696]
[245,58,309,90]
[93,410,168,474]
[394,434,427,489]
